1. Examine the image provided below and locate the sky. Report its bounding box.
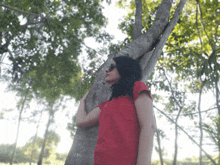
[0,0,218,162]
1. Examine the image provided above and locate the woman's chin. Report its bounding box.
[105,78,114,85]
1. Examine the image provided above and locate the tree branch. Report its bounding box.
[133,0,142,40]
[181,107,216,116]
[195,3,208,57]
[162,67,183,110]
[141,0,186,82]
[116,0,173,59]
[154,106,217,165]
[197,1,213,50]
[0,3,39,17]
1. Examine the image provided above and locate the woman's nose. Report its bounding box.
[105,68,109,72]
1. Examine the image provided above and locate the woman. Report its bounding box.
[76,56,156,165]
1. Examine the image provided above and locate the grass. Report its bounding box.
[0,161,65,165]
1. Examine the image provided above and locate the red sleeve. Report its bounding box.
[133,81,153,102]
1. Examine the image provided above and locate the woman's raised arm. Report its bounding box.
[76,92,101,127]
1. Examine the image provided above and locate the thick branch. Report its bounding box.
[133,0,142,40]
[142,0,186,82]
[116,0,173,59]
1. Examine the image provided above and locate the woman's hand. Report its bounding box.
[81,92,89,102]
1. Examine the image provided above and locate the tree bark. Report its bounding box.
[133,0,142,40]
[156,129,164,165]
[65,0,187,164]
[30,109,43,165]
[10,87,30,165]
[37,103,53,165]
[198,82,204,165]
[155,114,164,165]
[116,0,173,59]
[215,79,220,164]
[10,109,22,165]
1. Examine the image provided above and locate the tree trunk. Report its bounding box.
[37,103,53,165]
[155,106,217,165]
[215,79,220,164]
[156,130,164,165]
[173,106,183,165]
[198,82,204,165]
[162,69,183,165]
[30,109,43,165]
[10,87,30,165]
[10,109,22,165]
[173,121,178,165]
[65,0,187,164]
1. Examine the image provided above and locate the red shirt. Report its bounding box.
[94,81,152,165]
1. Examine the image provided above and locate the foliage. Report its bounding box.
[0,144,13,163]
[56,153,68,161]
[116,0,161,43]
[203,115,220,152]
[0,0,113,102]
[164,0,220,88]
[0,131,61,164]
[116,0,220,89]
[67,114,77,139]
[0,144,28,163]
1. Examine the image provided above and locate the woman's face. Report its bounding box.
[105,61,121,85]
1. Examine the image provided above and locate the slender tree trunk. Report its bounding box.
[29,109,43,165]
[173,108,183,165]
[155,106,217,165]
[173,111,183,165]
[216,79,220,115]
[10,87,30,165]
[154,110,163,165]
[173,122,178,165]
[65,0,186,164]
[215,79,220,164]
[198,82,204,165]
[10,110,22,165]
[37,103,53,165]
[156,129,164,165]
[162,68,183,165]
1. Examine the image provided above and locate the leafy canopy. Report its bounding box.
[0,0,111,101]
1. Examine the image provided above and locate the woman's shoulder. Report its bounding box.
[133,81,148,89]
[133,81,152,101]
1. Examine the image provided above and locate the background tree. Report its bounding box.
[8,81,32,165]
[0,132,61,164]
[162,0,219,163]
